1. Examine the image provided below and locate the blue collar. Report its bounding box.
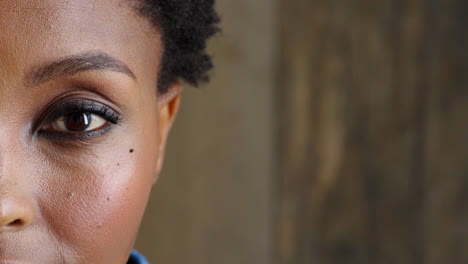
[128,250,149,264]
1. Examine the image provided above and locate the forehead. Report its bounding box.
[0,0,159,82]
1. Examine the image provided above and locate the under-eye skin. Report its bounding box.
[37,98,121,140]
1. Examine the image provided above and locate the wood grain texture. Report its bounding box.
[276,0,468,263]
[135,0,277,263]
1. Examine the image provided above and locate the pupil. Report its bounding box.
[65,112,91,131]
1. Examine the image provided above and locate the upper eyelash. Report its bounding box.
[43,99,121,125]
[36,99,121,140]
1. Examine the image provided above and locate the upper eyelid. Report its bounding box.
[34,98,121,136]
[43,100,120,123]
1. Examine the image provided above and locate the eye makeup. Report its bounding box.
[36,98,121,140]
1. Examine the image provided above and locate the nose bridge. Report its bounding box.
[0,135,19,180]
[0,143,36,232]
[0,31,36,231]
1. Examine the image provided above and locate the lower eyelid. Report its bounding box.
[38,123,115,141]
[34,97,122,142]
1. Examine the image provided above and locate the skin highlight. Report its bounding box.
[0,0,181,263]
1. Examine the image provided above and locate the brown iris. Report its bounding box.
[64,112,92,131]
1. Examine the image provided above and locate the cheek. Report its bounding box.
[35,127,159,262]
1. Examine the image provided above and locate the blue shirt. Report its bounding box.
[128,250,149,264]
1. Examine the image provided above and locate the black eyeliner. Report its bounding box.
[37,124,115,140]
[36,98,121,140]
[43,99,120,125]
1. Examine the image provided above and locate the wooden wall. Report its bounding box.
[136,0,467,263]
[277,0,468,264]
[136,0,276,263]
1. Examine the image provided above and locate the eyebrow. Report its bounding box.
[26,51,136,86]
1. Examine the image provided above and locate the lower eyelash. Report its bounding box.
[38,122,115,140]
[36,99,121,140]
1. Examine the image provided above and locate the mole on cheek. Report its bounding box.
[129,149,134,153]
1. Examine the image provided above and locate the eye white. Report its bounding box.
[51,114,108,132]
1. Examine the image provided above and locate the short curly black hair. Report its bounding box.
[134,0,220,93]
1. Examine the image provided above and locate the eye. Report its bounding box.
[37,99,120,139]
[43,112,108,133]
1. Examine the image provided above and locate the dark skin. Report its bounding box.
[0,0,181,263]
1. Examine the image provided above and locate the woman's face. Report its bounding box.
[0,0,179,263]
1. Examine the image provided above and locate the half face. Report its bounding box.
[0,0,179,263]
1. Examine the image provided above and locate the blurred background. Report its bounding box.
[136,0,467,263]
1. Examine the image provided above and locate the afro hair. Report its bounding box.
[135,0,220,93]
